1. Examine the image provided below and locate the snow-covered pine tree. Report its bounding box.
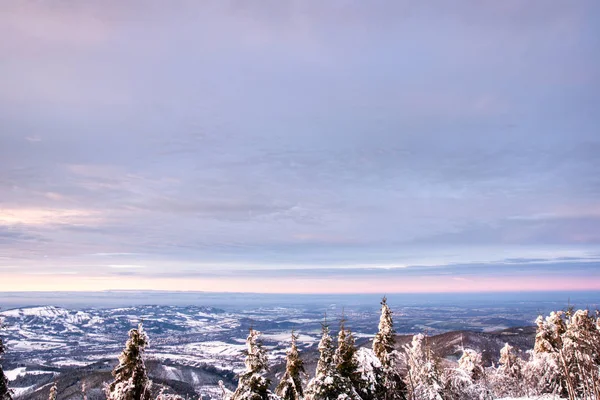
[48,382,57,400]
[525,312,566,396]
[402,333,444,400]
[305,322,360,400]
[275,331,306,400]
[0,323,12,400]
[372,297,405,400]
[335,319,361,388]
[105,322,152,400]
[373,297,395,369]
[456,349,484,382]
[561,309,600,400]
[533,311,566,353]
[445,348,489,400]
[231,328,271,400]
[524,347,564,397]
[491,343,524,398]
[338,319,379,400]
[305,323,336,400]
[353,347,381,400]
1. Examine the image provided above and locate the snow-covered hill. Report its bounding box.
[0,304,542,400]
[0,305,328,398]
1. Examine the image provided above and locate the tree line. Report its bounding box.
[1,298,600,400]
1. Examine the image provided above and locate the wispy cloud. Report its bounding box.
[0,208,100,226]
[106,264,147,269]
[25,135,42,143]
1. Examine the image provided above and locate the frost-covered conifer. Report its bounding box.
[561,309,600,399]
[457,349,483,381]
[48,382,58,400]
[525,312,567,396]
[402,334,444,400]
[0,325,12,400]
[338,321,382,400]
[445,348,489,400]
[523,349,563,396]
[491,343,524,398]
[534,308,600,399]
[231,328,271,400]
[105,323,152,400]
[276,332,306,400]
[371,298,405,400]
[533,311,566,354]
[335,320,361,388]
[305,323,360,400]
[373,297,395,369]
[305,323,336,400]
[523,309,589,397]
[353,348,381,400]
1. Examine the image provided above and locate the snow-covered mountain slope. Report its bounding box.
[0,304,542,400]
[0,305,247,368]
[1,306,90,321]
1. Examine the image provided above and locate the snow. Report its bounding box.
[482,325,509,332]
[355,348,380,384]
[261,333,316,344]
[286,318,316,324]
[5,367,26,381]
[4,367,53,380]
[199,384,228,399]
[162,365,182,381]
[7,339,66,351]
[53,359,93,367]
[11,385,36,397]
[496,397,565,400]
[181,341,246,356]
[0,306,92,324]
[1,306,63,318]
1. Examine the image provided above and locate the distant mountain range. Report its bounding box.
[0,305,539,399]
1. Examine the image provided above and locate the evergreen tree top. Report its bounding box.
[315,324,335,378]
[106,322,152,400]
[373,296,396,369]
[243,328,269,374]
[286,331,303,364]
[378,299,394,331]
[114,323,149,378]
[232,328,271,400]
[335,322,360,388]
[318,324,332,350]
[275,331,306,400]
[286,331,304,368]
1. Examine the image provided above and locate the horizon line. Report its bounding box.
[1,289,599,295]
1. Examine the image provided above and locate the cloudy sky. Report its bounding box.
[1,1,599,293]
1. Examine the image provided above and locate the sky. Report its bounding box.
[1,1,599,293]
